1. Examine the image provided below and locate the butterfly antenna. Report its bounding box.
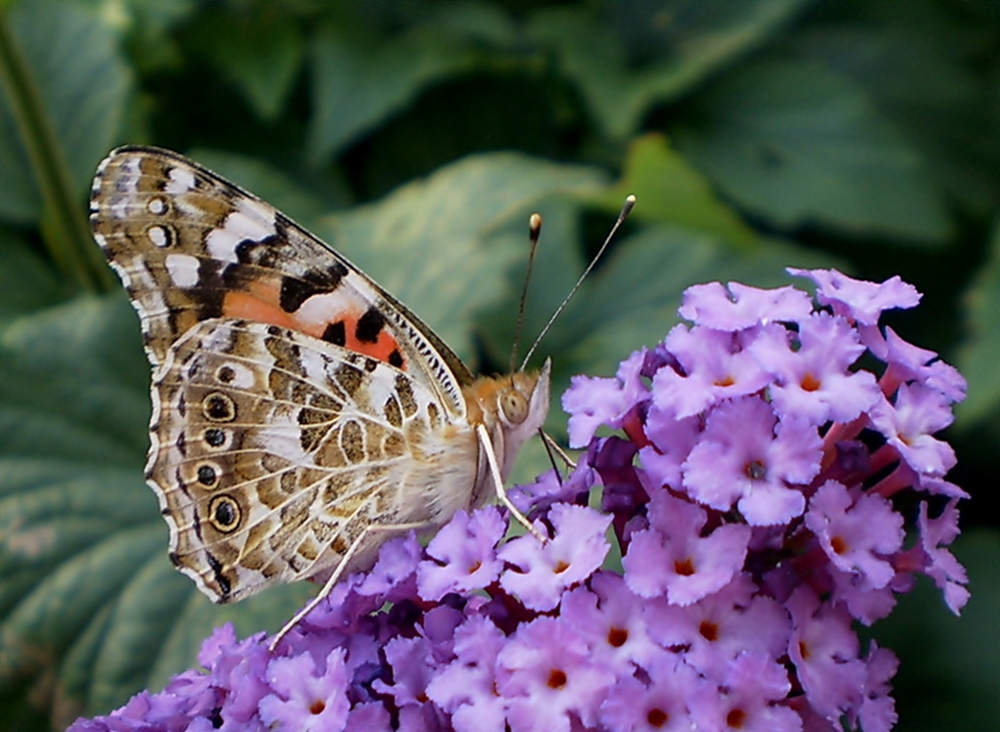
[519,195,635,371]
[510,213,543,374]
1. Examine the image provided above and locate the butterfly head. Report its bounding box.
[498,357,551,451]
[464,358,551,483]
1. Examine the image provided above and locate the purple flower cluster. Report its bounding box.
[70,268,969,732]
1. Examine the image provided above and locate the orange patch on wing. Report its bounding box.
[342,313,406,368]
[224,287,407,370]
[223,292,299,332]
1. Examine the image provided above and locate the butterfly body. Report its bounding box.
[91,147,549,606]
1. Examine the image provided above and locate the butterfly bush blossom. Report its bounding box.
[70,268,969,732]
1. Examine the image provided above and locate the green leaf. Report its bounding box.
[0,231,64,323]
[795,2,1000,218]
[102,0,197,75]
[197,6,304,121]
[0,0,130,224]
[316,152,606,363]
[956,215,1000,424]
[675,54,952,244]
[0,296,309,726]
[609,133,757,247]
[528,0,809,140]
[871,529,1000,731]
[307,4,517,160]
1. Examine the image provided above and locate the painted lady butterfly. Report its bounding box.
[90,147,550,642]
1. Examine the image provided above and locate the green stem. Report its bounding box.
[0,5,113,292]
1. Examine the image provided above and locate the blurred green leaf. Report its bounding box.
[197,6,303,121]
[609,133,757,247]
[111,0,197,74]
[796,1,1000,218]
[0,296,309,728]
[0,0,130,224]
[0,233,64,322]
[956,215,1000,424]
[186,146,342,227]
[318,152,606,362]
[675,55,952,244]
[307,3,517,161]
[529,0,808,141]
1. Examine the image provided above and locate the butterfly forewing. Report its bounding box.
[90,146,471,415]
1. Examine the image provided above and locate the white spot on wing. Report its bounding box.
[165,253,200,287]
[165,166,196,193]
[205,199,277,263]
[295,290,358,330]
[344,271,380,302]
[365,366,397,416]
[299,347,329,384]
[148,226,169,248]
[257,424,316,466]
[148,197,166,215]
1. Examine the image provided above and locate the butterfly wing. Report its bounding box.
[90,146,472,415]
[90,147,479,602]
[152,318,471,603]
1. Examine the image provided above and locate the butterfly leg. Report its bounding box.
[268,520,432,652]
[475,423,548,543]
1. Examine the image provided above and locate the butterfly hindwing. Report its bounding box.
[151,318,477,602]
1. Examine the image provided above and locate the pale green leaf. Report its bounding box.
[608,133,756,247]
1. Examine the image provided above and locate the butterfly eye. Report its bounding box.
[500,389,529,425]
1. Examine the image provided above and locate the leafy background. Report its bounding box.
[0,0,997,730]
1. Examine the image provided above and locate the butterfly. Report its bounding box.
[90,146,550,642]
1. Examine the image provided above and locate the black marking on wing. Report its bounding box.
[206,552,232,600]
[355,306,386,343]
[279,261,349,313]
[322,320,347,346]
